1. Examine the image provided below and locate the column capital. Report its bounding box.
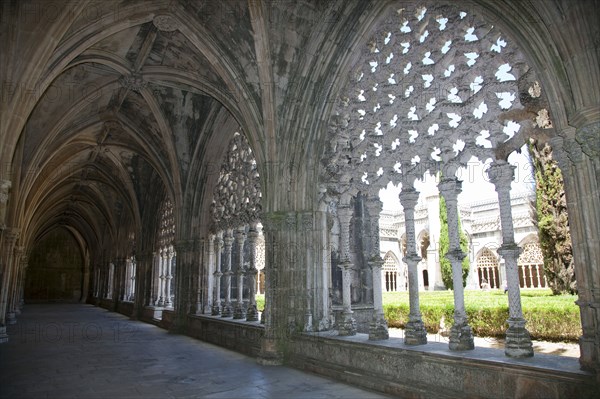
[403,252,421,265]
[234,226,246,241]
[438,177,462,200]
[487,160,515,188]
[14,245,24,257]
[575,120,600,158]
[4,228,20,246]
[223,230,234,248]
[368,258,384,270]
[0,180,11,204]
[247,227,259,241]
[498,243,522,258]
[399,187,419,209]
[337,262,355,271]
[365,195,383,215]
[337,204,353,221]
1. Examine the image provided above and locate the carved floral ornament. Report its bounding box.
[153,14,179,32]
[210,132,262,231]
[321,2,552,196]
[158,198,175,247]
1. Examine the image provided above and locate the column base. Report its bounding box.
[369,313,389,340]
[0,326,8,343]
[221,303,232,317]
[246,304,259,321]
[404,319,427,345]
[304,313,313,332]
[211,304,221,316]
[233,302,246,319]
[338,311,357,336]
[317,317,331,332]
[6,312,16,325]
[449,321,475,351]
[256,337,283,366]
[578,335,599,372]
[505,317,534,358]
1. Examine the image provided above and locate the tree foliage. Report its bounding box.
[528,140,576,295]
[439,195,470,289]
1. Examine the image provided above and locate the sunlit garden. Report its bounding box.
[383,289,580,342]
[256,289,581,342]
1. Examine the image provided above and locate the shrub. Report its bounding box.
[382,290,581,342]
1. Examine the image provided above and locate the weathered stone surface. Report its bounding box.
[0,0,598,393]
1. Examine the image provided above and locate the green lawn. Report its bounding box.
[383,289,581,342]
[383,289,578,310]
[255,289,581,342]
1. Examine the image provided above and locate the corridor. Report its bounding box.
[0,305,391,399]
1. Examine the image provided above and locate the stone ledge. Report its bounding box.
[186,314,264,357]
[287,332,597,399]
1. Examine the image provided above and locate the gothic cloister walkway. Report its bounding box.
[0,305,391,399]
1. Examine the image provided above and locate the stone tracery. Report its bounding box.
[207,132,263,321]
[321,2,551,356]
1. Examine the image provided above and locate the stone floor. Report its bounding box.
[0,304,392,399]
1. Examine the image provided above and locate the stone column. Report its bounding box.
[129,258,136,301]
[439,178,474,351]
[158,249,166,306]
[246,223,259,321]
[489,161,534,357]
[165,246,174,308]
[114,258,127,305]
[0,228,20,341]
[124,258,132,301]
[149,252,159,306]
[257,214,283,365]
[171,239,195,327]
[233,227,247,319]
[399,188,427,345]
[552,127,600,375]
[221,229,234,317]
[366,196,388,340]
[17,255,28,313]
[132,251,151,319]
[202,236,214,314]
[337,204,356,336]
[212,233,223,315]
[6,246,24,324]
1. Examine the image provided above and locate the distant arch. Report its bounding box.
[518,239,547,289]
[476,248,500,289]
[383,251,400,292]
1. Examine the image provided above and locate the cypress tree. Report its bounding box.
[439,195,470,289]
[528,139,576,294]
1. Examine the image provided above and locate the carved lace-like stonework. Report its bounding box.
[322,3,548,193]
[210,132,262,231]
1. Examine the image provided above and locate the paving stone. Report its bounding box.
[0,304,392,399]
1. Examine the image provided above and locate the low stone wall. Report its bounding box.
[98,298,114,311]
[286,332,598,399]
[160,309,175,330]
[89,300,597,398]
[115,301,134,318]
[140,306,163,325]
[333,305,373,333]
[187,315,264,357]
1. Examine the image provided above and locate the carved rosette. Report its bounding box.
[119,73,146,92]
[153,15,179,32]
